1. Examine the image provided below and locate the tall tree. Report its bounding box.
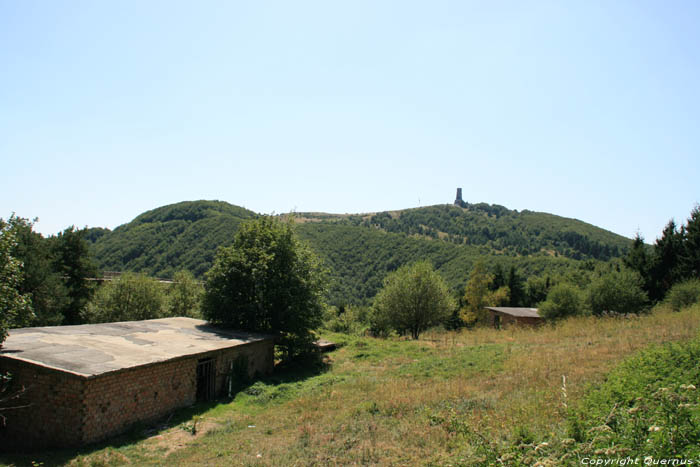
[50,226,98,325]
[680,205,700,280]
[372,261,454,339]
[203,216,327,359]
[623,233,652,295]
[506,266,525,307]
[460,261,510,325]
[0,216,33,343]
[649,220,684,301]
[7,216,66,326]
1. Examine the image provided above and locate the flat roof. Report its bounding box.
[0,317,273,378]
[484,307,542,318]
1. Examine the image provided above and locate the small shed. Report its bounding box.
[0,317,274,449]
[484,307,542,328]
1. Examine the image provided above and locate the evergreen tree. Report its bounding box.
[680,205,700,279]
[649,220,684,301]
[506,266,525,307]
[51,226,98,325]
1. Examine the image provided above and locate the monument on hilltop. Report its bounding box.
[454,188,466,207]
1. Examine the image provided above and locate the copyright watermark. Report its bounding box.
[581,457,697,466]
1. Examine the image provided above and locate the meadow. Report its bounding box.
[2,304,699,466]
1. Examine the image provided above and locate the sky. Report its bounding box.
[1,0,699,243]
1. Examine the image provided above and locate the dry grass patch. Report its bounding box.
[6,305,698,466]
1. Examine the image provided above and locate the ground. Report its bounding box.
[1,305,698,466]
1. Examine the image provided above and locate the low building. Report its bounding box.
[0,317,274,449]
[484,307,542,328]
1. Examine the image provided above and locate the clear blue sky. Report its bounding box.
[2,0,698,243]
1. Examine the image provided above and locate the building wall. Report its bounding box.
[0,358,86,450]
[81,357,198,445]
[490,312,543,328]
[82,339,274,445]
[0,339,275,449]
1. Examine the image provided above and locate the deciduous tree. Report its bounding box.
[372,261,454,339]
[203,216,327,359]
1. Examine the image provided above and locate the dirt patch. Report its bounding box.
[145,419,220,457]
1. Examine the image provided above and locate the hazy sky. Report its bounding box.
[2,1,698,242]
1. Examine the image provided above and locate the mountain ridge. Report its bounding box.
[87,200,631,305]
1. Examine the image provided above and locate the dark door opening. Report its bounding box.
[196,358,215,401]
[494,315,501,329]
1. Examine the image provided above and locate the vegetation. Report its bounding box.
[586,267,648,315]
[166,270,203,319]
[356,204,630,260]
[83,273,168,323]
[625,205,700,303]
[88,201,258,278]
[665,278,700,312]
[459,261,510,325]
[371,261,455,339]
[86,200,632,306]
[0,216,32,344]
[5,303,699,465]
[203,217,327,359]
[538,282,584,320]
[0,215,95,328]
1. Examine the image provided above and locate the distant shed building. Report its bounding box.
[0,317,274,449]
[485,307,543,328]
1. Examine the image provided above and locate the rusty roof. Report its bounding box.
[484,307,542,318]
[0,317,273,378]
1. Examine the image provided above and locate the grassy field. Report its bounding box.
[3,304,699,466]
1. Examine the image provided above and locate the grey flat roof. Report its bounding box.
[484,307,541,318]
[0,317,273,378]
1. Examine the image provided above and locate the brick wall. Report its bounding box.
[0,339,275,449]
[81,357,197,444]
[0,358,85,450]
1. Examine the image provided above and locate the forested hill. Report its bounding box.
[88,200,631,305]
[295,204,630,261]
[88,201,257,278]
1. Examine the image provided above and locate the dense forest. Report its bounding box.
[298,203,629,260]
[86,200,631,306]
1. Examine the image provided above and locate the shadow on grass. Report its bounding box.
[0,353,331,467]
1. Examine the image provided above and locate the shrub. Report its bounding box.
[538,283,583,320]
[323,305,370,335]
[83,273,166,323]
[587,267,648,315]
[665,278,700,312]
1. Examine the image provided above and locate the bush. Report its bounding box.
[83,273,166,323]
[322,305,370,335]
[587,268,648,315]
[665,278,700,312]
[538,283,583,320]
[568,338,700,457]
[166,270,203,318]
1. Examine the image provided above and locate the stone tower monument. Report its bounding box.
[454,188,465,207]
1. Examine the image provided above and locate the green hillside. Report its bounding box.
[88,201,257,278]
[88,200,631,305]
[298,203,630,261]
[294,222,577,306]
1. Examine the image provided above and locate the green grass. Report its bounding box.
[2,305,700,466]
